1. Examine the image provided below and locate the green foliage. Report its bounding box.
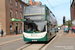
[66,20,71,27]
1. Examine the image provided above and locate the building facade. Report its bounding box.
[30,0,42,5]
[71,0,75,21]
[0,0,28,35]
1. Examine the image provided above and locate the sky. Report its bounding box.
[35,0,73,25]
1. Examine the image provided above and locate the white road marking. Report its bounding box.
[0,38,23,46]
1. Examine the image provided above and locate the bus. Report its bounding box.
[23,5,57,41]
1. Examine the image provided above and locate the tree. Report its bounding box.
[66,20,71,27]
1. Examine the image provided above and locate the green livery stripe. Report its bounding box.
[23,34,47,41]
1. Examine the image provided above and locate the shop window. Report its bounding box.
[74,3,75,9]
[16,23,18,26]
[10,23,12,31]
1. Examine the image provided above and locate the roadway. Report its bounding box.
[0,30,68,50]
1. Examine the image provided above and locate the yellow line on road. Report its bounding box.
[59,34,62,36]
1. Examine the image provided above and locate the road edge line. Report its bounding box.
[41,36,57,50]
[0,38,23,46]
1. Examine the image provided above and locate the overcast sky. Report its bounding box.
[35,0,73,25]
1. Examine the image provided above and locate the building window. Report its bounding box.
[15,1,17,7]
[74,3,75,9]
[28,0,30,3]
[15,23,18,27]
[26,0,28,2]
[10,0,12,4]
[10,23,12,31]
[16,11,17,18]
[20,12,22,19]
[10,9,13,18]
[20,4,22,8]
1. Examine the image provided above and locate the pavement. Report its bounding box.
[0,34,23,38]
[45,30,75,50]
[62,30,75,38]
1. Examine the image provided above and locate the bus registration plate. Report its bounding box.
[32,40,37,41]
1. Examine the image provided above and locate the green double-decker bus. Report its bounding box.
[23,5,57,42]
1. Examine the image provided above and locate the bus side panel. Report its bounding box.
[23,34,47,41]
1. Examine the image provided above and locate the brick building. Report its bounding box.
[71,0,75,21]
[0,0,28,36]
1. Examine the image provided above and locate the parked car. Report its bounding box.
[58,26,61,30]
